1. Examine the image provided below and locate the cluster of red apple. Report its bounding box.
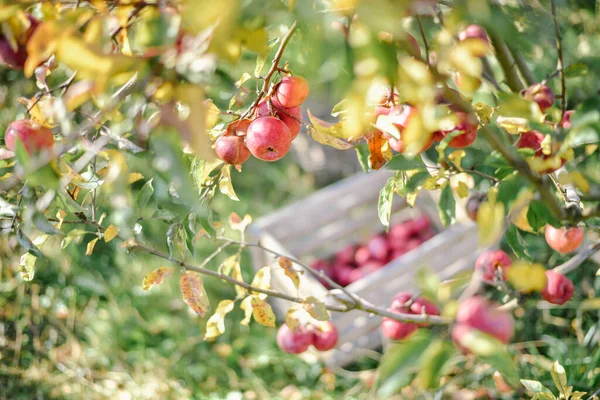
[276,320,338,355]
[311,215,435,288]
[214,76,309,165]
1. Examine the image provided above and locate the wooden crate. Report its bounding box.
[247,169,479,366]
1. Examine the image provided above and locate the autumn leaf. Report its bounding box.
[306,110,353,149]
[142,267,174,290]
[367,131,391,170]
[250,266,271,299]
[507,262,547,293]
[104,225,119,242]
[250,296,276,327]
[278,256,301,289]
[19,253,37,281]
[229,212,252,232]
[85,237,99,256]
[180,271,210,317]
[303,296,329,321]
[204,299,235,340]
[285,307,302,332]
[240,296,253,326]
[219,165,239,201]
[478,201,505,246]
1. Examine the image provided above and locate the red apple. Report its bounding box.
[349,260,385,282]
[5,119,54,154]
[382,292,439,340]
[418,230,435,242]
[333,263,355,287]
[522,83,555,112]
[255,99,302,139]
[559,110,574,129]
[0,15,40,70]
[245,116,291,161]
[275,76,309,108]
[436,112,478,148]
[334,244,357,265]
[405,238,421,251]
[516,130,566,174]
[214,135,251,165]
[277,323,313,354]
[454,296,514,345]
[411,215,430,233]
[367,234,390,261]
[388,223,412,244]
[354,245,371,265]
[544,224,584,254]
[312,321,339,351]
[541,270,573,305]
[458,24,489,45]
[381,314,419,340]
[390,248,407,260]
[474,250,512,283]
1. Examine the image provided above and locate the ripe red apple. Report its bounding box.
[0,15,40,70]
[436,112,478,148]
[255,99,302,139]
[475,250,512,283]
[389,248,407,261]
[225,118,252,137]
[522,83,555,112]
[275,76,309,108]
[245,116,291,161]
[349,260,385,282]
[458,24,489,45]
[334,244,357,265]
[5,119,54,154]
[405,238,421,251]
[418,230,435,242]
[384,105,435,154]
[411,215,430,233]
[559,110,574,129]
[354,245,371,265]
[312,321,339,351]
[367,234,389,261]
[516,130,566,174]
[277,323,314,354]
[409,297,439,327]
[382,292,439,340]
[541,270,573,305]
[453,296,514,345]
[544,224,584,254]
[388,223,412,244]
[381,314,419,340]
[214,135,251,165]
[333,263,355,287]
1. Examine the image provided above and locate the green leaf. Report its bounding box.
[184,213,196,256]
[532,393,557,400]
[527,200,560,231]
[550,361,568,397]
[417,339,455,389]
[355,143,370,173]
[137,179,154,208]
[378,177,395,231]
[564,62,588,78]
[13,139,30,168]
[166,223,179,257]
[521,379,554,394]
[438,183,455,227]
[404,170,430,193]
[484,151,510,168]
[506,224,533,262]
[377,330,434,396]
[17,229,43,258]
[198,215,215,237]
[497,175,527,208]
[386,154,426,171]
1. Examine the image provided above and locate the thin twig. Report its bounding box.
[239,22,298,120]
[551,0,567,116]
[488,31,525,92]
[415,16,430,67]
[554,241,600,275]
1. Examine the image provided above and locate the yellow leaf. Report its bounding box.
[234,72,252,88]
[103,225,119,243]
[285,307,302,332]
[251,296,276,327]
[56,209,67,229]
[128,172,144,184]
[240,296,253,325]
[219,165,239,201]
[85,237,99,256]
[180,272,210,317]
[473,102,494,125]
[231,259,247,299]
[457,181,469,199]
[29,97,58,128]
[63,80,94,111]
[278,256,301,289]
[142,267,174,290]
[402,109,433,157]
[507,262,547,293]
[307,111,353,149]
[541,134,552,156]
[477,201,505,246]
[250,266,271,300]
[406,192,418,207]
[25,21,67,77]
[204,299,235,340]
[229,212,252,232]
[448,150,466,169]
[303,296,329,321]
[204,99,220,130]
[568,171,590,194]
[236,27,268,56]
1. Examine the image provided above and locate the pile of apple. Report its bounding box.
[214,75,309,165]
[311,215,436,288]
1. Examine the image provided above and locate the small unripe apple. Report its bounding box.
[367,234,389,261]
[277,323,313,354]
[544,224,584,254]
[334,245,357,265]
[522,84,555,112]
[454,296,514,345]
[214,135,251,165]
[245,116,291,161]
[541,270,573,305]
[466,192,486,221]
[475,250,512,283]
[516,130,566,174]
[437,112,478,148]
[333,263,355,287]
[5,119,54,154]
[354,245,371,265]
[312,321,339,351]
[275,76,309,108]
[256,99,302,139]
[559,110,574,129]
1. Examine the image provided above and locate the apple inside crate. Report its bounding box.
[247,170,478,366]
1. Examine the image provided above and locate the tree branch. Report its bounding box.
[488,31,525,92]
[554,241,600,275]
[508,46,536,86]
[239,21,298,119]
[551,0,567,116]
